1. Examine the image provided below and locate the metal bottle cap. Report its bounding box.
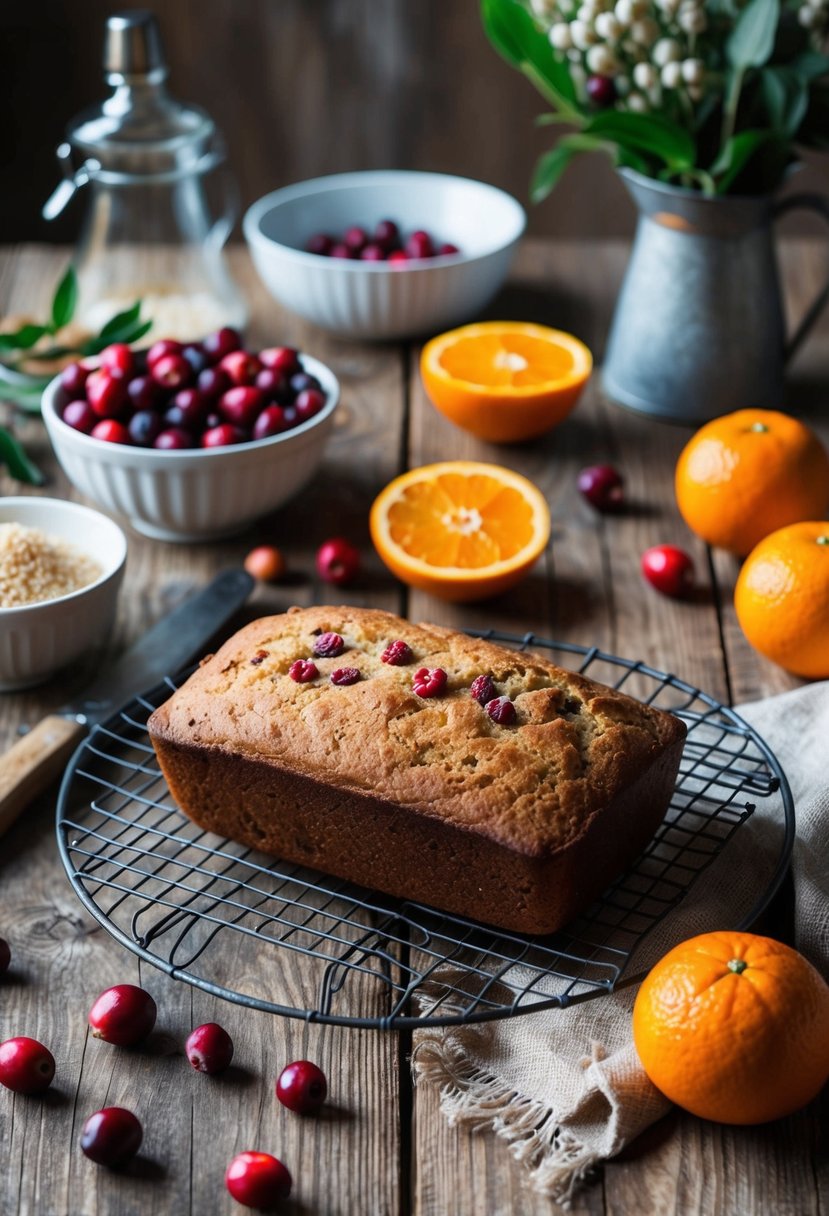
[102,10,166,79]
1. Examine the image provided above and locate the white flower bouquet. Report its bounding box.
[482,0,829,195]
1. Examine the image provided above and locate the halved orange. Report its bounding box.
[420,321,592,444]
[369,461,551,602]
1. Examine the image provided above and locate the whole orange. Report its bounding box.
[675,409,829,556]
[734,521,829,678]
[632,931,829,1125]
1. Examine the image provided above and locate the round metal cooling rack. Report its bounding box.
[56,630,794,1030]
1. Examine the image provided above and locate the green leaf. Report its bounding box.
[583,111,695,170]
[711,129,776,191]
[727,0,780,70]
[0,324,48,353]
[82,315,152,356]
[481,0,578,115]
[531,147,577,202]
[50,267,78,332]
[761,66,808,137]
[0,428,45,485]
[97,301,141,340]
[788,51,829,82]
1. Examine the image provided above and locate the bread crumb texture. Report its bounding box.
[149,606,685,858]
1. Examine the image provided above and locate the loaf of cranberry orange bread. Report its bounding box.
[147,605,686,935]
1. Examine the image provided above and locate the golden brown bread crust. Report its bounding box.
[147,605,686,934]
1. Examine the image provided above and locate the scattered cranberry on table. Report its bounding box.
[57,331,328,449]
[316,537,361,586]
[80,1107,143,1167]
[244,545,286,583]
[276,1059,328,1115]
[305,217,461,263]
[185,1022,234,1075]
[0,1036,55,1094]
[0,937,9,976]
[641,545,695,598]
[88,984,157,1047]
[578,464,625,512]
[225,1152,292,1209]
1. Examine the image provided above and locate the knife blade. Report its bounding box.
[0,567,254,838]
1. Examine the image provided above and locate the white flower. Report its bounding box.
[655,0,681,14]
[595,11,623,38]
[798,5,816,23]
[571,19,597,46]
[661,60,683,87]
[653,37,682,66]
[558,0,577,12]
[627,91,649,111]
[587,43,619,73]
[615,73,631,95]
[550,23,573,49]
[631,17,659,44]
[578,2,599,22]
[615,0,635,24]
[633,61,658,89]
[530,0,558,17]
[681,58,705,84]
[570,62,588,97]
[678,5,707,31]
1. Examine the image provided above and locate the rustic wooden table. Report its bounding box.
[1,241,827,1216]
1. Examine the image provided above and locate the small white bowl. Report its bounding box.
[243,171,526,340]
[42,355,340,542]
[0,497,126,691]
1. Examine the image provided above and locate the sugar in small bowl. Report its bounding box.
[0,497,126,690]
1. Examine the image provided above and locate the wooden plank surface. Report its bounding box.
[1,240,828,1216]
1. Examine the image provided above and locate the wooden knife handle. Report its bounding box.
[0,715,85,838]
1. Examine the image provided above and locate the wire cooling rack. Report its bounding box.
[56,630,794,1029]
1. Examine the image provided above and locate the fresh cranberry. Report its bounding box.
[146,338,183,368]
[128,410,163,447]
[100,342,134,377]
[219,350,262,387]
[413,667,447,698]
[155,427,194,450]
[225,1152,292,1208]
[220,386,265,427]
[276,1059,328,1114]
[126,374,161,412]
[181,343,209,375]
[641,545,695,598]
[170,387,209,428]
[251,405,288,440]
[316,537,361,586]
[91,419,131,445]
[330,243,354,259]
[387,251,409,267]
[201,423,245,448]
[0,938,9,976]
[313,631,345,658]
[60,361,89,397]
[259,347,301,376]
[438,242,460,256]
[406,230,434,259]
[244,545,286,582]
[150,352,192,390]
[306,232,334,255]
[331,667,361,686]
[86,369,127,418]
[587,74,616,107]
[289,659,319,683]
[80,1107,143,1167]
[62,399,96,434]
[205,411,222,430]
[0,1037,55,1094]
[381,640,413,666]
[470,674,497,705]
[360,243,386,261]
[88,984,157,1047]
[255,368,289,400]
[290,371,321,395]
[202,327,242,363]
[374,219,400,249]
[197,366,231,400]
[294,388,326,423]
[486,695,517,725]
[578,464,624,512]
[185,1022,234,1074]
[282,406,298,427]
[344,225,368,254]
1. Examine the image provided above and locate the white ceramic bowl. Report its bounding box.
[243,171,526,340]
[0,497,127,691]
[42,355,340,542]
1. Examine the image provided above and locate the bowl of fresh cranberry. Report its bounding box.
[243,171,526,340]
[41,330,339,542]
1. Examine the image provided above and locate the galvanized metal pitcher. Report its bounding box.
[603,169,829,424]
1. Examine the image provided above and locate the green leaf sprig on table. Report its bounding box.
[0,267,151,485]
[482,0,829,201]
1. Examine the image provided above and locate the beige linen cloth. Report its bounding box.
[412,683,829,1207]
